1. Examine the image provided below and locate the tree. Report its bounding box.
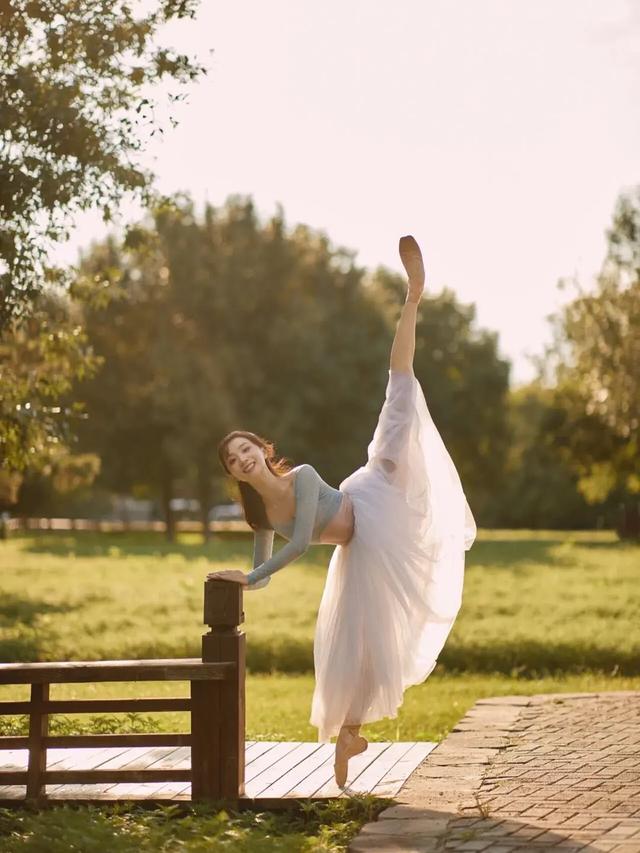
[74,196,390,539]
[0,284,101,497]
[546,188,640,507]
[54,195,513,536]
[491,384,610,529]
[0,0,206,325]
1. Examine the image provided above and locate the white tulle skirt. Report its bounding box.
[310,369,476,743]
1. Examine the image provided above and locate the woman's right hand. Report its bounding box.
[206,569,249,585]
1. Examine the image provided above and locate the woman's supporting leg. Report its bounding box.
[390,235,425,373]
[334,723,368,787]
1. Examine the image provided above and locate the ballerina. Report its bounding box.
[209,235,476,787]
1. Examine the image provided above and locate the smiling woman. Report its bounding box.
[210,236,476,788]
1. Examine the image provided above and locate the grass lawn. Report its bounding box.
[0,528,638,850]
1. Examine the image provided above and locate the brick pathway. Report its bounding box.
[350,692,640,852]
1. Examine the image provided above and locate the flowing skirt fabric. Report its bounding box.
[310,370,476,743]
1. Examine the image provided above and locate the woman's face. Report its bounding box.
[224,436,267,481]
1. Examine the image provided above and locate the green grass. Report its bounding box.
[0,529,639,851]
[1,529,638,677]
[0,797,392,852]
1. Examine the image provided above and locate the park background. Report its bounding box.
[0,1,639,849]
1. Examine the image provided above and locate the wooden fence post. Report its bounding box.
[192,579,245,802]
[26,683,49,802]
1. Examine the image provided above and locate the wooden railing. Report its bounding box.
[0,579,245,804]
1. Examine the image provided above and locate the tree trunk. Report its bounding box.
[161,468,176,543]
[197,460,212,544]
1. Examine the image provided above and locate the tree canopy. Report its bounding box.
[0,0,205,324]
[68,195,510,536]
[547,187,640,504]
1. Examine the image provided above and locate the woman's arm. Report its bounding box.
[246,529,275,589]
[245,465,320,584]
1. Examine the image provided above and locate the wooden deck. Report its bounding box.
[0,740,436,808]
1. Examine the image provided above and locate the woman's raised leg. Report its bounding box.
[390,235,425,373]
[332,235,425,787]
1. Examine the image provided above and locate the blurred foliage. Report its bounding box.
[0,0,206,325]
[488,384,615,529]
[8,186,638,531]
[545,187,640,507]
[57,195,510,534]
[0,286,101,499]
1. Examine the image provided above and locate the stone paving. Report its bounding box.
[350,692,640,852]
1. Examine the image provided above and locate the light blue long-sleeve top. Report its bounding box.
[245,370,417,589]
[245,463,344,589]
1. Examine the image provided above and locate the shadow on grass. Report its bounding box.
[240,635,640,677]
[0,594,79,628]
[18,531,253,561]
[439,637,639,677]
[15,531,631,569]
[0,594,86,663]
[466,536,625,569]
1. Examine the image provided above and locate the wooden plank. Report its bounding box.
[47,784,121,801]
[90,746,190,800]
[0,787,24,800]
[26,683,48,801]
[370,741,436,796]
[49,745,135,772]
[137,743,289,804]
[201,587,246,800]
[44,745,131,797]
[190,679,220,800]
[0,737,29,750]
[47,783,174,801]
[127,748,191,801]
[0,659,233,684]
[100,782,190,801]
[245,741,279,765]
[45,733,190,749]
[309,742,391,798]
[45,769,190,784]
[97,746,181,772]
[45,698,191,714]
[47,747,177,800]
[245,742,302,784]
[254,745,334,799]
[0,702,31,715]
[0,749,28,770]
[1,741,434,805]
[243,741,260,760]
[143,780,192,800]
[338,742,414,797]
[245,742,323,799]
[145,746,190,771]
[0,772,27,785]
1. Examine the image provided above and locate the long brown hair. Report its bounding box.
[217,430,292,530]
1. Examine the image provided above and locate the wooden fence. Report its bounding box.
[1,517,250,535]
[0,579,245,804]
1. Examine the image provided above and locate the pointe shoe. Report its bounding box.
[334,727,368,787]
[399,235,425,302]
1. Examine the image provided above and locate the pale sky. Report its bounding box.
[58,0,640,384]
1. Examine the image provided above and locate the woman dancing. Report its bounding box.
[209,236,476,787]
